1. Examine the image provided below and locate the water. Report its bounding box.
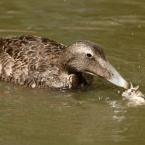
[0,0,145,144]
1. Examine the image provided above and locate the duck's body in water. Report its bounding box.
[0,35,128,90]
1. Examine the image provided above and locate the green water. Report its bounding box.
[0,0,145,144]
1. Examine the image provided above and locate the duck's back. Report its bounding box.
[0,36,65,88]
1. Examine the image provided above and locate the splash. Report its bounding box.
[122,83,145,106]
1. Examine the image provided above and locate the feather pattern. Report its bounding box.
[0,36,68,89]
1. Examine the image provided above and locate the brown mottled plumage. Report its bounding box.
[0,35,128,90]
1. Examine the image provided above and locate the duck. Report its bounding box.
[0,35,129,90]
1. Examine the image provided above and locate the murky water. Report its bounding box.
[0,0,145,144]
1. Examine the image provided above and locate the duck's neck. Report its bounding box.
[59,62,74,75]
[59,56,75,75]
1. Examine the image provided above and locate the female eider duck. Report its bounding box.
[0,36,128,90]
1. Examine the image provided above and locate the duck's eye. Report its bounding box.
[86,53,92,58]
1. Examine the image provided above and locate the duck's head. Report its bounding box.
[61,40,129,89]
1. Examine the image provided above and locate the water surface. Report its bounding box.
[0,0,145,144]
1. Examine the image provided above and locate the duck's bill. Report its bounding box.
[85,58,129,89]
[104,61,129,89]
